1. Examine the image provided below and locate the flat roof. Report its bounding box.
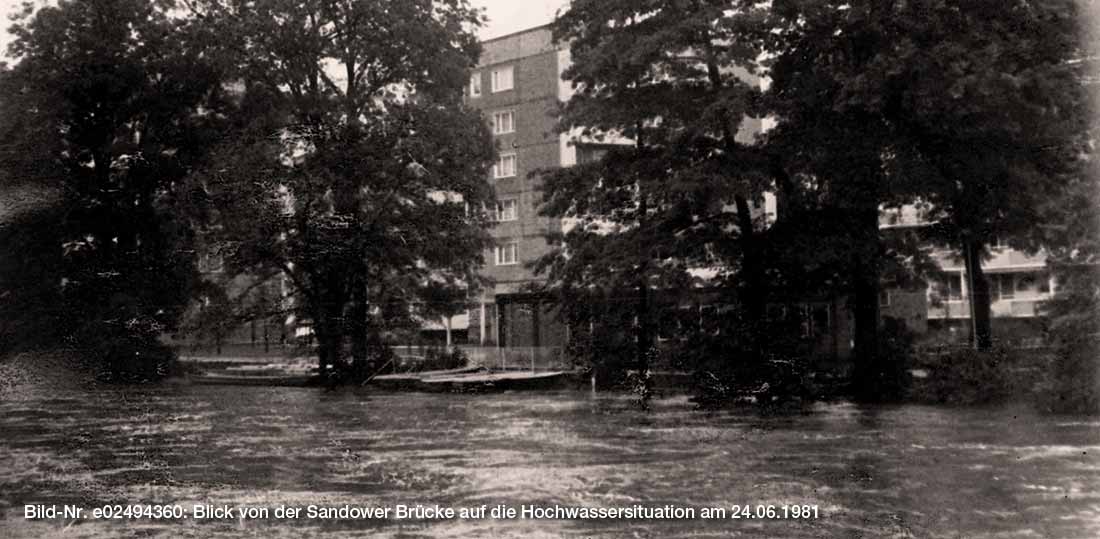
[480,23,553,45]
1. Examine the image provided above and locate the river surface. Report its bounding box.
[1,383,1098,538]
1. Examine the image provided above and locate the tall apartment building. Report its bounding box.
[464,25,574,347]
[461,25,769,349]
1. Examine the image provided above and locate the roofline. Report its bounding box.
[479,23,555,46]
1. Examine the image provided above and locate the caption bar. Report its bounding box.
[25,503,820,521]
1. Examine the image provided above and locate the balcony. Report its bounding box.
[928,297,1046,319]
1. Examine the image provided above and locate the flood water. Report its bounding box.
[1,383,1098,538]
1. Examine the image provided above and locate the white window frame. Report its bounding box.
[469,72,482,97]
[496,198,518,222]
[879,290,891,308]
[491,65,514,92]
[493,153,517,179]
[495,243,518,266]
[492,110,515,134]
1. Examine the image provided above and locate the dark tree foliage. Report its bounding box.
[543,0,1092,404]
[1039,11,1099,412]
[541,0,773,403]
[185,0,495,377]
[0,0,227,379]
[766,0,1090,353]
[756,0,1092,400]
[0,187,64,355]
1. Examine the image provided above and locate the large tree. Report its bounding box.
[0,0,226,377]
[765,0,1090,353]
[186,0,495,375]
[759,1,928,396]
[1038,1,1099,411]
[540,0,773,401]
[752,1,1091,405]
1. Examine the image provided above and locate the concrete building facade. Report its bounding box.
[461,26,786,354]
[463,25,575,347]
[879,205,1054,345]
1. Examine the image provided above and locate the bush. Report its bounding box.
[922,346,1014,405]
[861,317,915,402]
[1044,337,1100,414]
[73,320,179,383]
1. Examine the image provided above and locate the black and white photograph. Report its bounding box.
[1,0,1098,537]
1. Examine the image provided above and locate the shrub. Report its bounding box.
[864,317,915,402]
[1044,337,1100,414]
[922,347,1013,405]
[73,320,178,383]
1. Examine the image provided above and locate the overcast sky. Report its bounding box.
[472,0,568,39]
[0,0,568,58]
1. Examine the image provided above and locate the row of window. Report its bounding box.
[933,272,1050,301]
[469,65,514,97]
[473,69,519,179]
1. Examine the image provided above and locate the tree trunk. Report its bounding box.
[348,269,369,365]
[636,277,653,408]
[733,195,766,363]
[704,55,769,363]
[313,282,346,375]
[850,207,881,401]
[315,314,343,374]
[963,239,993,350]
[634,123,653,407]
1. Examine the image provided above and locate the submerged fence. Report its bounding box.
[392,345,573,372]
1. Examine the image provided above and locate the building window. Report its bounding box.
[995,273,1015,300]
[879,290,891,307]
[935,274,963,301]
[577,146,608,165]
[491,65,514,92]
[798,304,812,338]
[1015,273,1040,298]
[469,73,481,97]
[493,153,516,178]
[495,243,518,265]
[495,199,518,221]
[492,110,515,134]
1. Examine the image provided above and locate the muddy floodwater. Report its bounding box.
[1,383,1098,538]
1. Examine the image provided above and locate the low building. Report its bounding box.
[880,205,1053,346]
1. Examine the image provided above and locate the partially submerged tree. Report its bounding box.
[0,0,226,377]
[755,1,1091,404]
[541,0,772,402]
[1041,154,1099,412]
[766,0,1090,353]
[1038,5,1099,411]
[188,0,495,375]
